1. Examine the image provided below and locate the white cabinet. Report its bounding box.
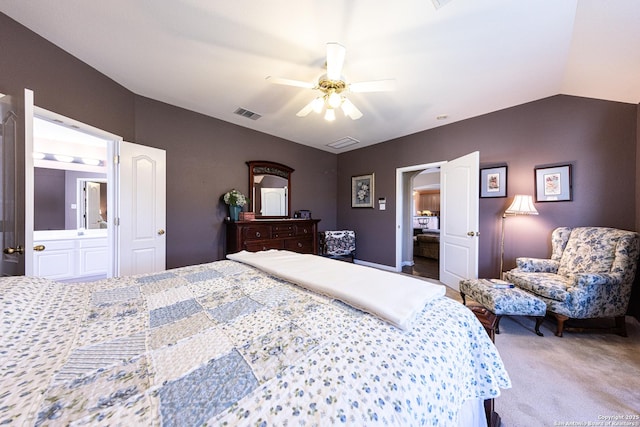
[33,231,108,280]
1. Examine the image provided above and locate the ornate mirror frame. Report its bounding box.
[247,160,294,218]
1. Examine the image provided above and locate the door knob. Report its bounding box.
[34,245,46,251]
[157,229,165,235]
[467,231,480,237]
[3,245,24,255]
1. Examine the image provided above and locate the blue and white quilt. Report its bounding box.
[1,259,510,426]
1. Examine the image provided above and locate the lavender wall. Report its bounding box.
[133,97,337,268]
[3,11,639,310]
[337,95,639,278]
[1,13,338,269]
[33,168,65,230]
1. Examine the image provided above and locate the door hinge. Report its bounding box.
[115,217,120,226]
[113,155,120,164]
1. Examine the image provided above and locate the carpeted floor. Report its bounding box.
[399,268,640,425]
[493,315,640,426]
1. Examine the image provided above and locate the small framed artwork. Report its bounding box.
[535,164,572,202]
[480,166,507,198]
[351,173,375,208]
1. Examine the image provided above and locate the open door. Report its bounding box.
[117,141,166,276]
[439,151,479,290]
[1,89,33,276]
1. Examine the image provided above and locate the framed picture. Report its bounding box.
[480,166,507,198]
[535,164,572,202]
[351,173,375,208]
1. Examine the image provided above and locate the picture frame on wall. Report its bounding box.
[480,166,507,198]
[351,173,375,208]
[535,164,573,202]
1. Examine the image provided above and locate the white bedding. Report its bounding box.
[227,250,445,330]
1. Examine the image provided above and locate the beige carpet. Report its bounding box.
[493,315,640,426]
[405,277,640,425]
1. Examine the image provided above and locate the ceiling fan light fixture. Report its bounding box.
[324,108,336,121]
[327,91,342,109]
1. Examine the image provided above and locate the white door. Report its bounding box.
[118,141,166,276]
[439,151,479,290]
[261,188,286,216]
[1,89,32,276]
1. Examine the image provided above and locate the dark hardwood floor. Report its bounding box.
[402,256,439,280]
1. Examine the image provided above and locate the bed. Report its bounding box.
[1,250,510,426]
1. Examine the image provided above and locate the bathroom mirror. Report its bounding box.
[33,167,107,230]
[247,161,293,218]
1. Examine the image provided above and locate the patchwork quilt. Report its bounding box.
[1,260,510,426]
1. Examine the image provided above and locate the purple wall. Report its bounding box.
[337,95,638,277]
[133,97,337,268]
[0,13,337,269]
[33,168,65,230]
[2,10,639,305]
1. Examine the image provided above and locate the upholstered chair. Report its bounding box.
[505,226,639,337]
[318,230,356,262]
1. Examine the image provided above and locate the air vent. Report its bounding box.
[431,0,453,9]
[234,107,262,120]
[327,136,360,150]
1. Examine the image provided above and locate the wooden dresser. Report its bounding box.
[226,219,320,255]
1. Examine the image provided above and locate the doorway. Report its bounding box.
[30,112,116,281]
[403,168,441,280]
[395,152,480,289]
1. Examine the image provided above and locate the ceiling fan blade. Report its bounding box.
[326,42,346,81]
[296,99,316,117]
[266,76,315,89]
[349,79,396,93]
[341,98,363,120]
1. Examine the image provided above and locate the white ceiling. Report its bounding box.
[2,0,639,153]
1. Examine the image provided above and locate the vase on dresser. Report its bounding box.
[229,205,241,221]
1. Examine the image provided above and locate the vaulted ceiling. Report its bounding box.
[2,0,639,152]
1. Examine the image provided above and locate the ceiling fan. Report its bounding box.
[267,42,395,121]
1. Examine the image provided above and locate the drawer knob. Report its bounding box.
[297,242,303,248]
[255,231,261,238]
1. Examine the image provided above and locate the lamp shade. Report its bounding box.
[504,194,538,215]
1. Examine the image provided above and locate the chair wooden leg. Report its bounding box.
[460,292,467,305]
[554,313,569,337]
[495,315,502,334]
[534,317,544,336]
[615,316,628,337]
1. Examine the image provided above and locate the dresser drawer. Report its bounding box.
[242,225,272,241]
[244,240,284,252]
[284,236,314,253]
[294,223,314,236]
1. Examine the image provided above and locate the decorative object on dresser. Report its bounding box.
[226,218,320,255]
[247,160,293,218]
[318,230,356,262]
[222,188,248,221]
[505,226,639,337]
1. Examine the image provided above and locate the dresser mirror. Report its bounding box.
[247,161,293,218]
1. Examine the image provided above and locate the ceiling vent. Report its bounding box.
[327,136,360,150]
[234,107,262,120]
[431,0,453,9]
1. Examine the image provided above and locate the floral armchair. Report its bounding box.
[505,227,639,337]
[318,230,356,263]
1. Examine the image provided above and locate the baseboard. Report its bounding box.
[354,259,399,272]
